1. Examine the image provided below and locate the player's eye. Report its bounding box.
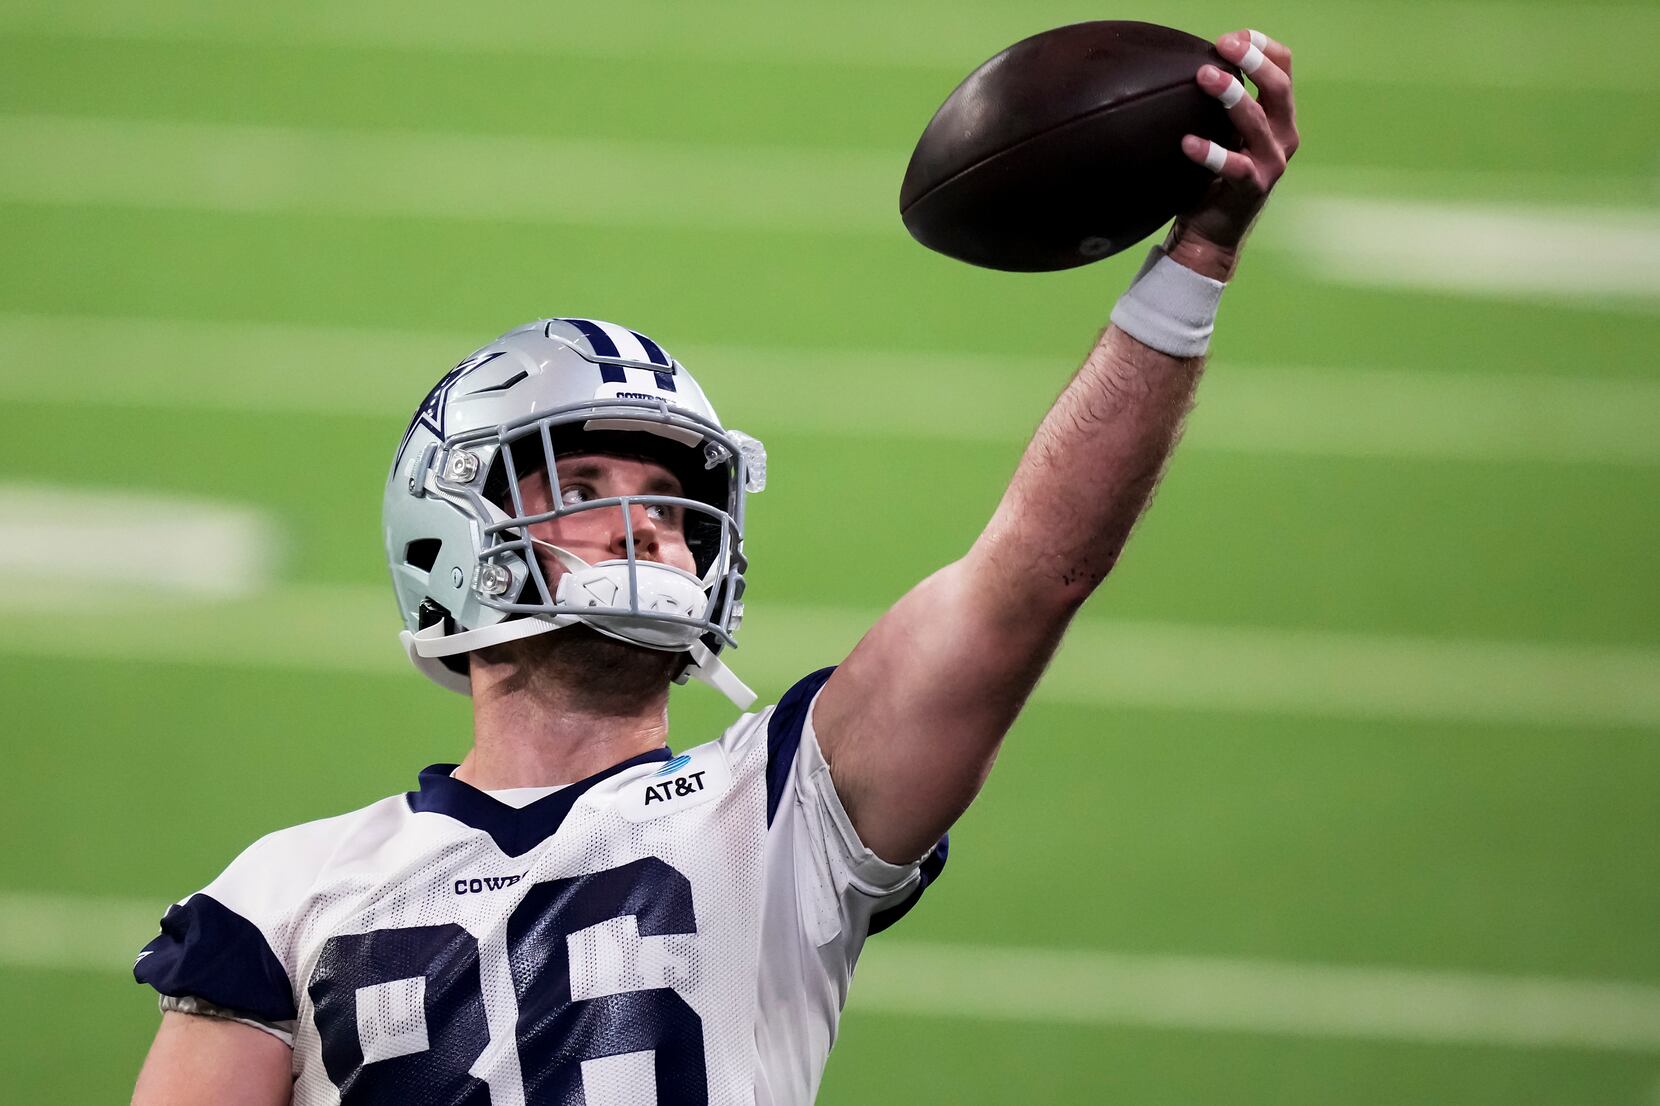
[559,485,592,508]
[643,502,685,526]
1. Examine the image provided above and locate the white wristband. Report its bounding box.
[1109,245,1227,358]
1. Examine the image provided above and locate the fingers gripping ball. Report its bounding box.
[1181,28,1298,190]
[1170,26,1300,258]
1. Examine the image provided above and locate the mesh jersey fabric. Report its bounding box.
[134,670,948,1106]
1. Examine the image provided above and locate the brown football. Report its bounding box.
[899,21,1242,272]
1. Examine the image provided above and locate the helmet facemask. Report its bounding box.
[401,397,760,707]
[474,415,749,654]
[387,319,765,709]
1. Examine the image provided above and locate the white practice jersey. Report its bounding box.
[135,670,947,1106]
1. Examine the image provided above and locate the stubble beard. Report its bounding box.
[473,625,683,717]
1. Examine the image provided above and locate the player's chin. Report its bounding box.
[481,625,684,710]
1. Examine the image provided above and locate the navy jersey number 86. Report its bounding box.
[308,858,707,1104]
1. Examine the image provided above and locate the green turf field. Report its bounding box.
[2,0,1658,1101]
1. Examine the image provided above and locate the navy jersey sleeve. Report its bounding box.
[127,809,372,1033]
[134,892,297,1024]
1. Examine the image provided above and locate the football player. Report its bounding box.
[132,28,1297,1105]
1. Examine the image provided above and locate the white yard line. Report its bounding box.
[3,313,1658,467]
[5,114,1660,295]
[767,606,1660,731]
[10,889,1659,1052]
[0,114,895,234]
[0,891,164,974]
[0,484,278,600]
[7,110,1659,311]
[851,940,1660,1053]
[0,0,1654,90]
[1295,165,1660,210]
[3,584,1657,730]
[1287,197,1660,306]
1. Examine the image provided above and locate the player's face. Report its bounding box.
[516,452,697,582]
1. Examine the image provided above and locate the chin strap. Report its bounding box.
[403,614,569,658]
[400,616,569,696]
[679,640,757,710]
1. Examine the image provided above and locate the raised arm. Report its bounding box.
[814,28,1300,863]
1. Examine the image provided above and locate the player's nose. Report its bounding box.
[608,501,663,561]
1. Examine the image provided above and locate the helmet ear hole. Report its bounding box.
[404,539,441,573]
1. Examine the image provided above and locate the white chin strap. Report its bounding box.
[400,542,755,709]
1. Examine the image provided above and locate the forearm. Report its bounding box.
[972,318,1206,614]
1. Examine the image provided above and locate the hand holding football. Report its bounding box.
[899,21,1244,272]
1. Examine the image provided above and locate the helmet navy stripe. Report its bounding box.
[559,318,620,359]
[590,319,650,363]
[629,330,677,389]
[631,330,670,367]
[558,318,627,383]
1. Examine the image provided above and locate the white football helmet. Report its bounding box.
[383,318,766,708]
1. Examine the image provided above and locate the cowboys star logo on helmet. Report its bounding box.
[383,317,768,707]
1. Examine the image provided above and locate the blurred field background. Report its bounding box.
[2,0,1658,1101]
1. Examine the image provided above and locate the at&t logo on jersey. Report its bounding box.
[644,771,709,806]
[620,746,731,822]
